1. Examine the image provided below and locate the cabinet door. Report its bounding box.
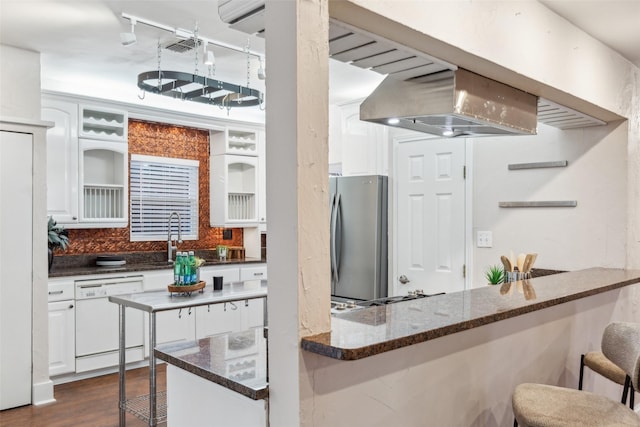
[42,99,79,224]
[195,303,242,339]
[144,310,196,358]
[48,300,76,376]
[242,299,265,330]
[257,130,266,228]
[199,266,240,287]
[340,102,388,176]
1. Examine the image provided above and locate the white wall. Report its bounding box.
[0,45,41,120]
[472,122,628,285]
[331,0,640,269]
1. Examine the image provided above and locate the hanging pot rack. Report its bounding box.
[137,70,263,108]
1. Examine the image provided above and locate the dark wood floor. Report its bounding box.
[0,365,166,427]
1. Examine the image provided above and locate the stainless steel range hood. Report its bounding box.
[360,68,538,137]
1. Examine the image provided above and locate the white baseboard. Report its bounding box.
[32,379,55,406]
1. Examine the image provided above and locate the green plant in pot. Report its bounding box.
[48,216,69,272]
[485,265,504,285]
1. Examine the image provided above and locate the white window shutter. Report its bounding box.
[130,155,199,241]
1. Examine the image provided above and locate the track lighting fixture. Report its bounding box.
[257,57,266,80]
[120,18,137,46]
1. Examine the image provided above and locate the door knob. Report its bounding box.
[399,275,410,284]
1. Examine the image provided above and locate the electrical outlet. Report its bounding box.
[477,231,493,248]
[223,229,232,240]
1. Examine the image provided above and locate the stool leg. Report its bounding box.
[622,375,630,405]
[630,383,635,410]
[514,420,518,427]
[578,354,586,390]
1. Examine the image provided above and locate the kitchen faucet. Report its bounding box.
[167,211,183,263]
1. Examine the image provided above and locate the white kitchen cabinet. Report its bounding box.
[142,269,197,357]
[42,98,79,224]
[79,104,127,142]
[199,266,241,286]
[78,139,128,227]
[210,127,259,157]
[240,265,267,281]
[210,154,259,227]
[196,265,266,339]
[48,280,75,377]
[257,130,267,229]
[41,96,129,228]
[334,101,389,176]
[144,266,245,357]
[144,309,196,359]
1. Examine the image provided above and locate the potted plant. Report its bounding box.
[48,216,69,272]
[485,265,504,285]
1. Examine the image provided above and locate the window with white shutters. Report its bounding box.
[130,154,199,241]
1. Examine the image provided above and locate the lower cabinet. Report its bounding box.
[195,299,264,339]
[48,300,75,377]
[49,263,267,376]
[48,280,76,377]
[144,263,267,356]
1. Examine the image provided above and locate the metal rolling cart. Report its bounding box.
[109,281,268,427]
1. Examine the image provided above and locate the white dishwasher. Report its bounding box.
[75,276,144,373]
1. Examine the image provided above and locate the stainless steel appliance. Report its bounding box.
[360,68,538,138]
[330,175,388,302]
[75,276,144,373]
[356,290,445,307]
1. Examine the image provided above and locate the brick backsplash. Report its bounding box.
[62,119,243,255]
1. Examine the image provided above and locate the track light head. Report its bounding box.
[205,51,215,66]
[257,58,266,80]
[120,18,137,46]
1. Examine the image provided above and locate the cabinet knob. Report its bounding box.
[69,304,74,309]
[72,216,77,220]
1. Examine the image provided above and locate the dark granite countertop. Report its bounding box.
[155,327,268,400]
[301,268,640,361]
[49,250,266,278]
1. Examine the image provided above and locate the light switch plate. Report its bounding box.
[477,231,493,248]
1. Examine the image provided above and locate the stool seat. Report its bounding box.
[584,351,627,385]
[513,383,640,427]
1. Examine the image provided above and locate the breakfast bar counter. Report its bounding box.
[302,268,640,360]
[298,268,640,426]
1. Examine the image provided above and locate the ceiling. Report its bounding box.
[0,0,638,118]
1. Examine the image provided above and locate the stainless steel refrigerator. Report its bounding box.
[329,175,388,301]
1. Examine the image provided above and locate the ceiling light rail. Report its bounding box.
[121,12,262,59]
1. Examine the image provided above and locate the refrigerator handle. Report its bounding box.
[334,193,342,283]
[329,193,336,279]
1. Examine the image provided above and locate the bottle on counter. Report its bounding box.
[180,252,188,285]
[174,252,181,285]
[188,251,197,284]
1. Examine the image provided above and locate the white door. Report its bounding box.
[395,138,466,295]
[0,131,33,409]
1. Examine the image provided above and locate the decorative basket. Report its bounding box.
[168,281,206,295]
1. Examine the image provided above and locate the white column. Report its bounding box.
[265,0,331,425]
